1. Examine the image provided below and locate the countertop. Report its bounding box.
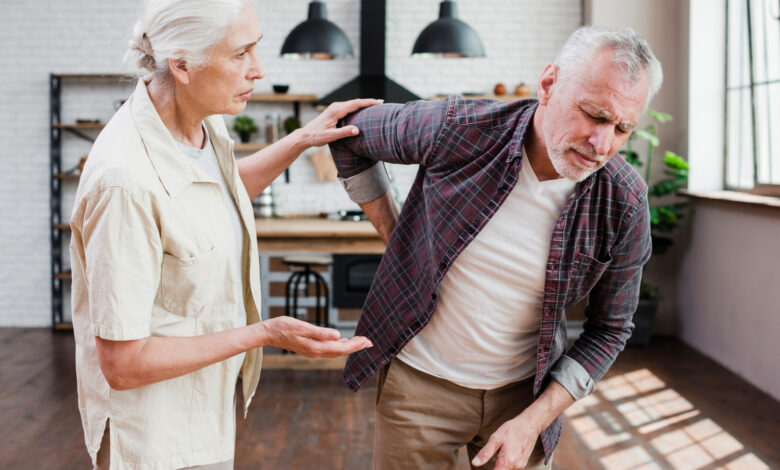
[255,217,385,254]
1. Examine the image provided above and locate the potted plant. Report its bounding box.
[283,115,301,135]
[619,110,689,346]
[233,115,258,143]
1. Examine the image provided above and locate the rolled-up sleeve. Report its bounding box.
[75,187,162,340]
[555,199,652,398]
[340,161,392,204]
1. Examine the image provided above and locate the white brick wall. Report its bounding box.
[0,0,580,326]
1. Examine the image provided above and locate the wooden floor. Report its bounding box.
[0,329,777,470]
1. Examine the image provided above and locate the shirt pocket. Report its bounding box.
[568,251,612,302]
[160,246,221,317]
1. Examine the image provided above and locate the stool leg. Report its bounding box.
[285,272,295,318]
[314,272,322,326]
[283,271,300,355]
[292,270,304,323]
[312,271,329,328]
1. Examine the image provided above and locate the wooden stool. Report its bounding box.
[282,255,333,328]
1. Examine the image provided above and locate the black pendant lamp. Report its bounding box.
[281,1,354,60]
[412,0,485,58]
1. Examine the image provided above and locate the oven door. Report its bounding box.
[332,254,383,308]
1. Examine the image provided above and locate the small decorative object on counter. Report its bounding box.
[514,83,531,97]
[232,115,258,143]
[493,82,506,96]
[272,84,290,94]
[265,114,280,143]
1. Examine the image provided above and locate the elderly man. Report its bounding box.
[329,26,662,470]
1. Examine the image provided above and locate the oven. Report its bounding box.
[332,254,383,308]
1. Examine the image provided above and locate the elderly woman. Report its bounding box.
[69,1,377,468]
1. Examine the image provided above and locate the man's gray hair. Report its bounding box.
[125,0,252,79]
[554,26,663,107]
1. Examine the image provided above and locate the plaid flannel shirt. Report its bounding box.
[329,96,651,460]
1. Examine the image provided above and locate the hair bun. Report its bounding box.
[133,33,156,71]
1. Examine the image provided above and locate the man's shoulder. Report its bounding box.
[444,95,538,129]
[597,155,648,207]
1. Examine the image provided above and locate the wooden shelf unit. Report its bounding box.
[248,93,318,103]
[234,142,271,153]
[49,73,134,330]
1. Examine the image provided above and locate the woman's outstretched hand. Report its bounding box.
[297,98,383,148]
[257,316,372,358]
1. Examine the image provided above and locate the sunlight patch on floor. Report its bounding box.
[563,368,771,470]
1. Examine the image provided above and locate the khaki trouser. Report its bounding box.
[374,359,552,470]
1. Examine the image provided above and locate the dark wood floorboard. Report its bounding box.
[0,329,777,469]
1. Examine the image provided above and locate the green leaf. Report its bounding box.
[639,281,664,300]
[658,206,677,222]
[620,149,643,167]
[645,109,673,123]
[649,207,660,226]
[664,151,689,170]
[650,179,683,198]
[634,129,660,147]
[664,168,688,178]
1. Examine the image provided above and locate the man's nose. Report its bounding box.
[588,125,612,157]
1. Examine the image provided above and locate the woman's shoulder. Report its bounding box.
[77,105,161,204]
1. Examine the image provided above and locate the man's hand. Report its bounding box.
[471,413,543,469]
[473,380,575,469]
[257,316,372,358]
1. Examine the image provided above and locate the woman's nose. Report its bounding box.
[249,54,265,81]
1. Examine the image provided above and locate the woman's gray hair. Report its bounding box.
[126,0,252,79]
[554,26,663,107]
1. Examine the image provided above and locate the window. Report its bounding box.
[725,0,780,194]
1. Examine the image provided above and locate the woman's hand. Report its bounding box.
[296,98,384,148]
[257,316,373,358]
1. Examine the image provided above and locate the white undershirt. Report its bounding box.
[176,126,247,376]
[397,147,576,389]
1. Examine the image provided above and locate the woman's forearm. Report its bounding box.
[236,128,311,199]
[96,323,268,390]
[96,316,372,391]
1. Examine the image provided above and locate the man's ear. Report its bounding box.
[168,57,190,85]
[537,64,558,106]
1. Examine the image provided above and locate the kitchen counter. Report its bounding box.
[255,217,385,254]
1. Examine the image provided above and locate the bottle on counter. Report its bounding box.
[265,114,279,143]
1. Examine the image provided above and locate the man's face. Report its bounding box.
[539,48,649,182]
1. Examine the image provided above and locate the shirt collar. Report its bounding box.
[130,78,233,197]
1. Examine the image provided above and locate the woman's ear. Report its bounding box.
[168,57,190,85]
[537,64,558,106]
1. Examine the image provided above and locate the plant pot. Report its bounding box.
[238,131,252,143]
[627,298,658,347]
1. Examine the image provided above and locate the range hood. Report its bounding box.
[316,0,421,106]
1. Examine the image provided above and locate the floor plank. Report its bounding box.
[0,329,777,469]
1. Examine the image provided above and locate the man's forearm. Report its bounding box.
[520,379,576,434]
[359,189,399,244]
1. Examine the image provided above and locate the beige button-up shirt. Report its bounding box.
[70,79,263,469]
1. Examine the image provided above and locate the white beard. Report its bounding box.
[548,144,606,182]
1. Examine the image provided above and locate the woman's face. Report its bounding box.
[185,4,265,116]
